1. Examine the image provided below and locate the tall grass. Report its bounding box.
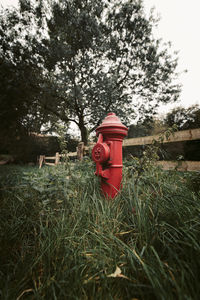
[0,160,200,299]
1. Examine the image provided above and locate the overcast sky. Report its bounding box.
[1,0,200,116]
[144,0,200,114]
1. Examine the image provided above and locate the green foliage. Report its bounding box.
[0,3,57,155]
[0,132,61,163]
[128,122,153,138]
[164,105,200,131]
[0,0,181,145]
[54,122,68,154]
[0,5,47,132]
[44,0,181,143]
[184,171,200,194]
[0,160,200,299]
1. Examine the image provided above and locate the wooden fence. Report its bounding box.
[123,128,200,146]
[39,142,85,168]
[39,128,200,171]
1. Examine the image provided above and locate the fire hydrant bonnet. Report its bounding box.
[96,112,128,137]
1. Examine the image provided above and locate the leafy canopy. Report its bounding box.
[0,0,181,144]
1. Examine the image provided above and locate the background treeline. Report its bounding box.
[0,133,78,163]
[1,105,199,163]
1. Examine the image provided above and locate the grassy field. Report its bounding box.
[0,158,200,300]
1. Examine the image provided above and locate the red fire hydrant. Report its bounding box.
[92,112,128,199]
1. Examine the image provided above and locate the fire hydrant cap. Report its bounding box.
[96,112,128,137]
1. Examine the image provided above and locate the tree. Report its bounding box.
[1,0,181,146]
[0,6,42,135]
[0,2,62,158]
[42,0,181,144]
[164,105,200,131]
[128,116,154,138]
[0,2,62,149]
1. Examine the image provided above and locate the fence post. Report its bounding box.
[55,152,60,165]
[39,155,44,169]
[77,142,84,161]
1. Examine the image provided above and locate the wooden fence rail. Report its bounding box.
[39,128,200,171]
[39,144,85,168]
[123,128,200,146]
[155,161,200,172]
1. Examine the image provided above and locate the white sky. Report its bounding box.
[1,0,200,117]
[144,0,200,114]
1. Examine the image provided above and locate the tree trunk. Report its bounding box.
[80,125,88,145]
[79,117,88,145]
[80,126,88,145]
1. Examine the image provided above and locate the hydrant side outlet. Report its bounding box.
[92,113,128,199]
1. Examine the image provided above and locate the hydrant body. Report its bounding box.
[92,113,128,198]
